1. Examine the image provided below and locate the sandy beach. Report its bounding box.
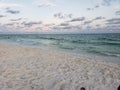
[0,44,120,90]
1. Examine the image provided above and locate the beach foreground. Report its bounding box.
[0,44,120,90]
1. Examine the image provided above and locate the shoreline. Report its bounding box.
[0,44,120,90]
[0,42,120,64]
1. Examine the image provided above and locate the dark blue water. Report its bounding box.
[0,33,120,63]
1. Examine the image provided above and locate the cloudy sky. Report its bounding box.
[0,0,120,33]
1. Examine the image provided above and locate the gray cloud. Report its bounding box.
[84,20,93,25]
[53,22,70,29]
[6,9,20,14]
[101,0,117,6]
[22,21,42,27]
[52,23,81,30]
[0,15,6,18]
[95,5,100,8]
[93,16,105,20]
[96,24,100,27]
[103,25,120,31]
[10,18,22,21]
[86,8,94,11]
[53,20,82,30]
[101,0,120,7]
[5,23,15,26]
[62,26,73,29]
[44,23,55,27]
[83,16,105,25]
[115,10,120,15]
[50,22,72,31]
[4,22,20,27]
[59,23,69,26]
[102,0,112,6]
[69,17,85,22]
[87,4,100,11]
[87,0,119,11]
[54,12,73,19]
[0,24,25,34]
[106,18,120,24]
[87,5,100,11]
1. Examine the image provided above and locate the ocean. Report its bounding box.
[0,33,120,63]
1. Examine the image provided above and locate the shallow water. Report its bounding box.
[0,33,120,63]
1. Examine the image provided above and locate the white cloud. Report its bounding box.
[0,2,22,8]
[35,0,55,7]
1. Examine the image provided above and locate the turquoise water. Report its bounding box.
[0,33,120,63]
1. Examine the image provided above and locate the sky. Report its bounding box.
[0,0,120,34]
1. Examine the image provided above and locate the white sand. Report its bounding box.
[0,44,120,90]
